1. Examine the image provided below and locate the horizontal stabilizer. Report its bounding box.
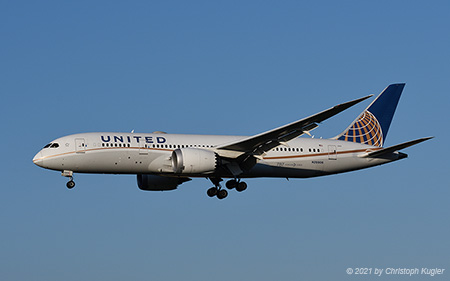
[361,137,433,158]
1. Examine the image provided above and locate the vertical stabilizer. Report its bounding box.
[335,83,405,147]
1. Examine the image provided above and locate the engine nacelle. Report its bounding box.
[172,148,218,174]
[137,174,191,191]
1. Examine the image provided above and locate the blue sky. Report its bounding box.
[1,1,449,280]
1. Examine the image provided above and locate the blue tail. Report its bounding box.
[335,83,405,147]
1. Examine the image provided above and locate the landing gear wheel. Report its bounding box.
[226,179,237,189]
[236,182,247,192]
[66,180,75,189]
[217,189,228,200]
[207,187,218,197]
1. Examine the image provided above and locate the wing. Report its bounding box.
[216,95,373,158]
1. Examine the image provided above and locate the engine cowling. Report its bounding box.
[172,148,219,174]
[137,174,191,191]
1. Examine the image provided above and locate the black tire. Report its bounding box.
[66,180,75,189]
[226,179,237,189]
[217,189,228,200]
[207,187,218,197]
[236,182,247,192]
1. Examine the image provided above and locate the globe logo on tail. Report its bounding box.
[338,111,383,147]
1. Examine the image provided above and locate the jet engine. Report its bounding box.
[137,174,191,191]
[171,148,219,174]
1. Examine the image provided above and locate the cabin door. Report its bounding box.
[328,145,337,160]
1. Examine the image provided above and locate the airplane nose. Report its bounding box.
[33,151,44,167]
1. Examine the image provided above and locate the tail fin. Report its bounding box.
[335,83,405,147]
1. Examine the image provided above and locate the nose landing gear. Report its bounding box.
[62,170,75,189]
[66,178,75,189]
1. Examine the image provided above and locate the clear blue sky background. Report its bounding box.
[1,1,449,280]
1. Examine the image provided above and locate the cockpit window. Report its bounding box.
[43,143,60,149]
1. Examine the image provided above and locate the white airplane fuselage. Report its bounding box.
[33,132,401,179]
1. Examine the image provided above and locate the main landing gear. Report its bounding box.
[207,178,247,200]
[62,170,75,189]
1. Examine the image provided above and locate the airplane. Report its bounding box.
[33,83,432,199]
